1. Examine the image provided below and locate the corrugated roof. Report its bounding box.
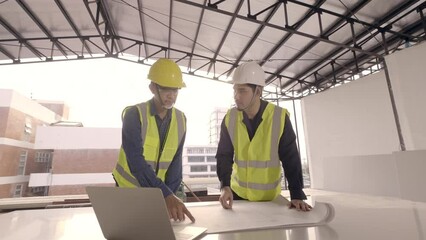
[1,0,425,99]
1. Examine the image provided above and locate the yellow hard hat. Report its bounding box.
[147,58,186,88]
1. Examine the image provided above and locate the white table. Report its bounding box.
[1,189,425,240]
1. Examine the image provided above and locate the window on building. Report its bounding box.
[187,148,204,154]
[18,151,28,175]
[205,148,217,154]
[189,175,208,178]
[35,151,52,163]
[206,156,216,162]
[24,117,32,134]
[190,165,208,172]
[14,184,23,197]
[210,165,217,172]
[31,186,47,194]
[188,156,205,163]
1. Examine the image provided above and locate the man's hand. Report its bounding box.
[165,194,195,222]
[219,186,233,209]
[288,199,312,211]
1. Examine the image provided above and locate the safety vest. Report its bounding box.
[112,102,186,187]
[226,103,286,201]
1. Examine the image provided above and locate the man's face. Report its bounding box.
[151,83,179,109]
[233,84,255,110]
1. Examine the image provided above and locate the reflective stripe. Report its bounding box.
[158,161,171,169]
[233,175,281,191]
[145,159,171,171]
[175,109,185,144]
[234,159,281,168]
[270,106,282,163]
[228,108,237,145]
[115,163,141,187]
[145,160,156,170]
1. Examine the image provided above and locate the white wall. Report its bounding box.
[35,126,121,149]
[302,42,426,201]
[302,70,400,188]
[394,150,426,202]
[29,173,114,186]
[0,89,60,123]
[322,154,400,198]
[386,42,426,150]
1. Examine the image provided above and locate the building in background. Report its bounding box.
[182,145,219,191]
[0,89,67,198]
[208,108,227,145]
[0,89,310,199]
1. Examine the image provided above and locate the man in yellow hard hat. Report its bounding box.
[113,58,195,222]
[216,61,312,211]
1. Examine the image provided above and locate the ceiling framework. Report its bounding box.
[0,0,425,100]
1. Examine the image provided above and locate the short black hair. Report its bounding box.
[247,83,257,92]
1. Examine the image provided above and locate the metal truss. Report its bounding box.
[0,0,425,101]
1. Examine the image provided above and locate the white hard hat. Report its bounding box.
[231,61,266,87]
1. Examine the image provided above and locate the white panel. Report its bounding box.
[0,138,34,149]
[35,126,121,149]
[394,150,426,202]
[28,173,52,187]
[0,176,30,185]
[302,70,400,188]
[322,154,400,198]
[385,42,426,150]
[0,89,59,123]
[29,173,115,186]
[51,173,115,185]
[0,89,13,107]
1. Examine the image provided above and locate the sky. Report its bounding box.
[0,58,235,145]
[0,58,306,158]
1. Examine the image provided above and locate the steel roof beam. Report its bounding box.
[83,0,112,55]
[224,1,281,78]
[267,0,371,84]
[54,0,93,55]
[281,0,419,89]
[167,0,174,58]
[287,0,418,41]
[302,19,425,93]
[0,45,15,61]
[137,0,149,58]
[206,0,244,73]
[176,0,380,80]
[188,0,207,70]
[16,0,68,58]
[0,15,45,60]
[260,0,326,68]
[98,0,123,54]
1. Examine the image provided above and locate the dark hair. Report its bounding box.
[247,83,257,92]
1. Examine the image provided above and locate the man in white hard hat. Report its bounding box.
[216,61,311,211]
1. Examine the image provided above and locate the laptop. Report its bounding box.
[86,186,207,240]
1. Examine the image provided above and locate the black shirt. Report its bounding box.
[215,100,306,200]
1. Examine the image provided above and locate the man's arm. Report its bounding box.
[216,116,235,209]
[160,114,195,222]
[216,117,234,189]
[278,114,307,200]
[122,106,173,197]
[164,132,185,193]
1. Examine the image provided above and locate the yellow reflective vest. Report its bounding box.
[112,102,186,187]
[226,102,287,201]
